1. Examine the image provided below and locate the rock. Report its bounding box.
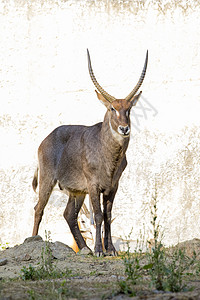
[51,241,75,259]
[23,235,43,243]
[169,238,200,258]
[0,258,8,266]
[77,247,93,256]
[15,253,31,262]
[179,238,200,258]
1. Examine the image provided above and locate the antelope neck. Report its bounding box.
[101,112,129,153]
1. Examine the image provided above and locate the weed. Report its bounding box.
[40,230,54,275]
[167,246,196,292]
[147,184,166,290]
[122,233,144,285]
[27,289,36,300]
[118,230,146,295]
[146,182,196,292]
[195,260,200,276]
[21,264,39,281]
[118,279,136,297]
[56,280,69,298]
[89,270,97,276]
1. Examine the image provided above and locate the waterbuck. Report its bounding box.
[32,49,148,256]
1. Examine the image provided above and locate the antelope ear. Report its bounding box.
[95,90,110,108]
[130,91,142,107]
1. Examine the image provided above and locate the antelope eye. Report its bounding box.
[111,106,116,112]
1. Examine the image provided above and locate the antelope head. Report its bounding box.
[87,49,148,139]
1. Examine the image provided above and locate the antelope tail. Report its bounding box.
[32,167,39,192]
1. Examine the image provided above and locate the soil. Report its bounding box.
[0,236,200,299]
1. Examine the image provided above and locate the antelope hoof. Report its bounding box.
[105,249,118,257]
[105,245,118,256]
[78,247,93,256]
[95,251,105,257]
[95,244,104,257]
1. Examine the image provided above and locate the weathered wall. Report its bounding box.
[0,0,200,250]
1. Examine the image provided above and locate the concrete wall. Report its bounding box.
[0,0,200,250]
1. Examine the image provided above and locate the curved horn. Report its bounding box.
[87,49,116,103]
[125,50,148,101]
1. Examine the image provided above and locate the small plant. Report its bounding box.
[146,181,196,292]
[21,264,39,281]
[147,183,166,290]
[164,247,196,292]
[20,260,72,281]
[89,270,97,276]
[119,230,146,296]
[118,279,136,297]
[56,280,69,298]
[27,289,36,300]
[195,259,200,276]
[40,230,54,274]
[123,232,144,285]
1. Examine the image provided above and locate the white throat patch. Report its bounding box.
[109,121,124,145]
